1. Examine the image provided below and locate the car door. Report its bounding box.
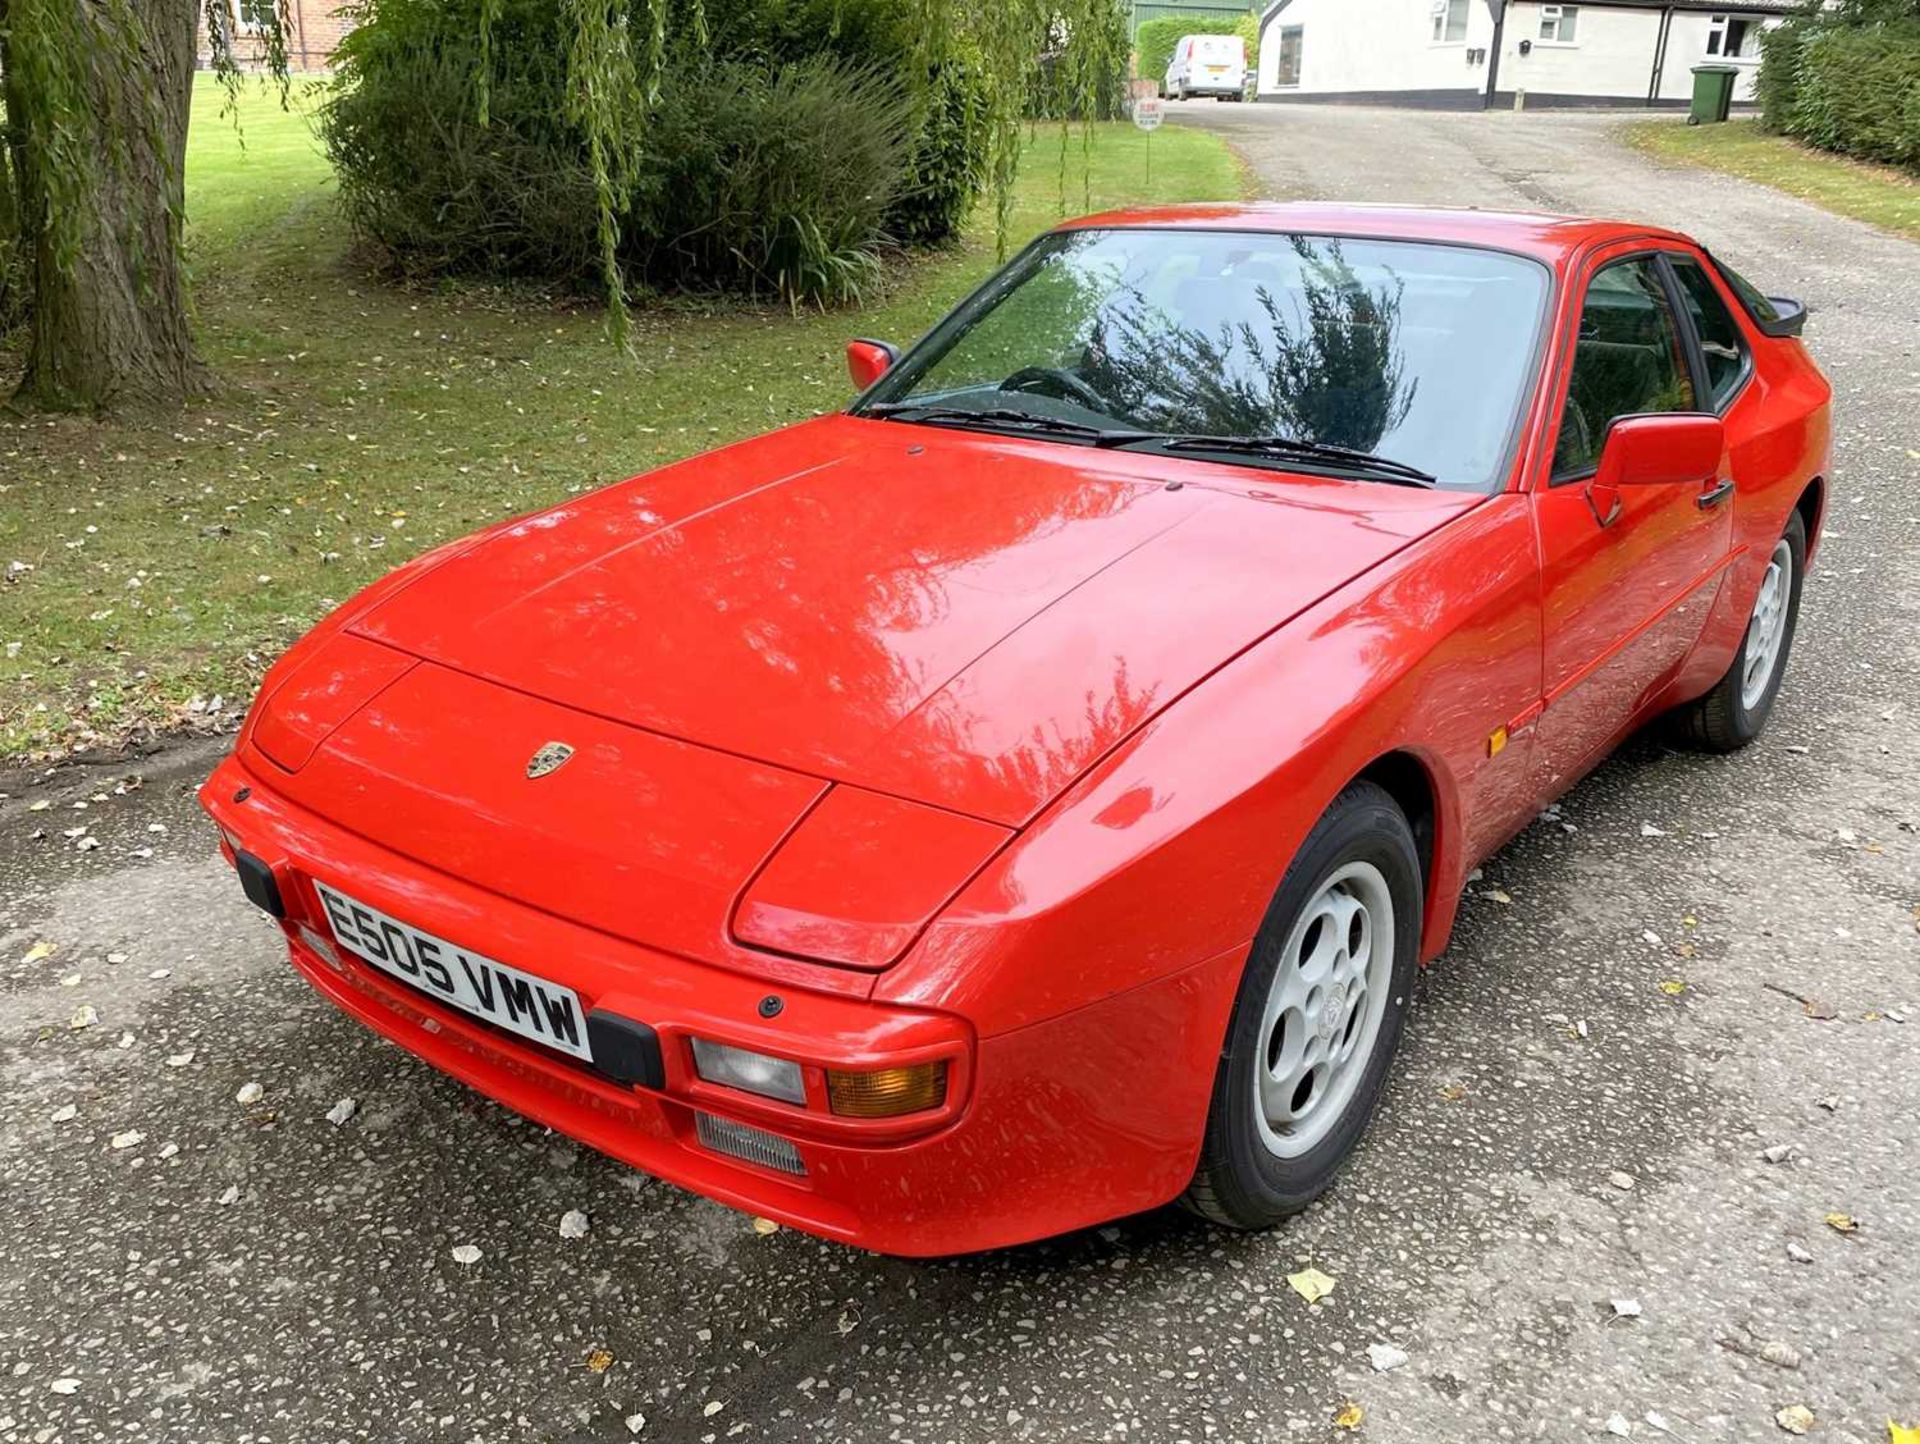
[1530,246,1736,794]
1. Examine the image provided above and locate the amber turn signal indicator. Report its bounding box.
[826,1061,948,1118]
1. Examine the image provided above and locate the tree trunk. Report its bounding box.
[8,0,212,412]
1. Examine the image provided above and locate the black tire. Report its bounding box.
[1184,781,1422,1229]
[1681,510,1806,752]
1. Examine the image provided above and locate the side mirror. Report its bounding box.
[1595,413,1725,489]
[1586,413,1725,527]
[846,338,900,392]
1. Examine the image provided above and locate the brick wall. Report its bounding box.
[197,0,356,71]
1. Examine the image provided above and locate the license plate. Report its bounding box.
[314,881,594,1062]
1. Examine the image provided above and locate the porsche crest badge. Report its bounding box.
[525,741,575,779]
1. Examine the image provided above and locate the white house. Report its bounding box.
[1256,0,1794,109]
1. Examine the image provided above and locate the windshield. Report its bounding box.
[856,228,1551,491]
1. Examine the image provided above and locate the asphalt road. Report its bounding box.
[4,107,1917,1444]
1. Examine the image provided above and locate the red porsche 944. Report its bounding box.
[202,204,1830,1255]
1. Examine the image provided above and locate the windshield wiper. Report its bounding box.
[1109,432,1439,487]
[863,403,1156,446]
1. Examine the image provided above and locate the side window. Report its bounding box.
[1553,257,1697,479]
[1669,255,1749,407]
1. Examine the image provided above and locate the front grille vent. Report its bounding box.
[693,1111,806,1177]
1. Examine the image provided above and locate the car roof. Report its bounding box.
[1055,202,1692,262]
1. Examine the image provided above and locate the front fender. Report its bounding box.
[879,496,1544,1036]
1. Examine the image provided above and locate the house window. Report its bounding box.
[233,0,275,33]
[1539,4,1578,43]
[1276,25,1304,87]
[1707,14,1754,58]
[1431,0,1469,44]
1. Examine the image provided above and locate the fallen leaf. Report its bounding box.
[1777,1404,1815,1435]
[1333,1401,1365,1430]
[1287,1267,1337,1304]
[450,1244,483,1265]
[1438,1081,1468,1102]
[1485,888,1513,905]
[1803,999,1839,1021]
[22,940,55,964]
[586,1348,614,1374]
[751,1217,780,1235]
[68,1004,98,1031]
[1824,1211,1859,1234]
[1889,1421,1920,1444]
[1658,979,1688,996]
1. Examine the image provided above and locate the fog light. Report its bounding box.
[691,1038,805,1105]
[826,1061,947,1118]
[693,1111,806,1176]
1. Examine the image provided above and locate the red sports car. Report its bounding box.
[201,204,1829,1255]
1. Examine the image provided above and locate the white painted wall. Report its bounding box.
[1499,2,1662,100]
[1258,0,1498,99]
[1259,0,1781,103]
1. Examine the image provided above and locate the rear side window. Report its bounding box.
[1669,255,1750,407]
[1554,257,1697,480]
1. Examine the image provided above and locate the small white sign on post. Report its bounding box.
[1132,96,1165,132]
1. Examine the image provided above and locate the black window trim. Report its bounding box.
[1548,247,1713,487]
[1660,249,1754,416]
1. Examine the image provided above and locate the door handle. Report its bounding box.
[1696,478,1736,510]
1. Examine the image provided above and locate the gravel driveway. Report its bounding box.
[3,106,1917,1444]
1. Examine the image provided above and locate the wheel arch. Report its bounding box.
[1794,474,1825,565]
[1345,745,1469,962]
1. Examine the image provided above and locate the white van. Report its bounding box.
[1164,33,1247,101]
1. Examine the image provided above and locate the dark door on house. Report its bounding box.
[1275,25,1303,86]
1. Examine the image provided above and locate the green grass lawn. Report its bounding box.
[1623,117,1920,240]
[0,77,1245,758]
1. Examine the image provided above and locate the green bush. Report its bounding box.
[626,57,916,304]
[1756,8,1920,172]
[1790,23,1920,171]
[1755,19,1810,134]
[321,0,984,307]
[1135,12,1257,90]
[889,51,992,247]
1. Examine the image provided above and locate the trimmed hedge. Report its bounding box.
[1758,18,1920,174]
[1135,13,1257,90]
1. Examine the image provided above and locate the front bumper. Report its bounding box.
[201,751,1238,1255]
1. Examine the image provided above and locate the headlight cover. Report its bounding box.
[731,786,1011,970]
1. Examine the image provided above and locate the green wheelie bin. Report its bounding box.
[1688,64,1738,125]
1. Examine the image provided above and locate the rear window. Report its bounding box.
[1192,35,1244,61]
[1710,256,1782,327]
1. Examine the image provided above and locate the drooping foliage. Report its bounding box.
[324,0,1129,327]
[0,0,1124,408]
[1758,0,1920,173]
[0,0,293,405]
